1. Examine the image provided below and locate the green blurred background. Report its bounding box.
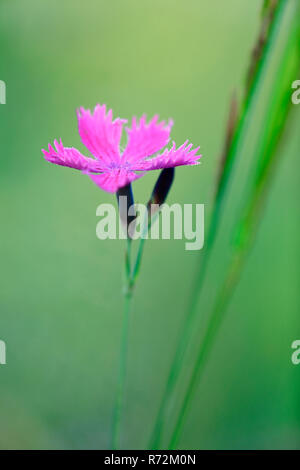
[0,0,299,449]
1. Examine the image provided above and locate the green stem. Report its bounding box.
[112,238,133,449]
[131,211,158,284]
[111,211,156,449]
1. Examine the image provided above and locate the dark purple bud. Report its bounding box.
[147,168,175,215]
[116,183,136,238]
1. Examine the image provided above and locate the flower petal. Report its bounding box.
[133,141,202,171]
[77,104,127,164]
[42,139,105,172]
[121,115,173,163]
[88,168,143,193]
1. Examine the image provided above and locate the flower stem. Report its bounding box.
[112,210,158,449]
[131,211,158,284]
[112,238,133,449]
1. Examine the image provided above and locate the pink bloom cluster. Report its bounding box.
[42,104,202,193]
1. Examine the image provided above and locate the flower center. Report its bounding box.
[109,161,131,170]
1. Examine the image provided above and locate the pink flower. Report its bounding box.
[42,104,202,193]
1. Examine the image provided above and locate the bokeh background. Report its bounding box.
[0,0,299,449]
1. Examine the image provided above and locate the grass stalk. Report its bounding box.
[168,0,300,448]
[149,0,286,449]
